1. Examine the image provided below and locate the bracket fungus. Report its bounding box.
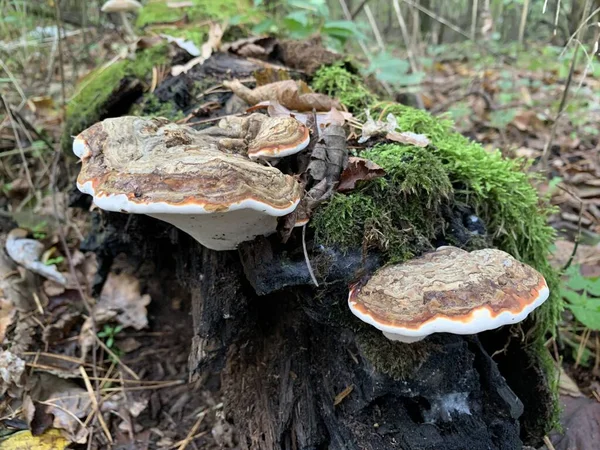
[348,246,549,343]
[73,116,302,251]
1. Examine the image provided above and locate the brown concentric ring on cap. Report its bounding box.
[247,116,310,159]
[348,246,550,342]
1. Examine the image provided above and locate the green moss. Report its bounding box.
[136,0,247,27]
[312,145,452,263]
[310,65,560,431]
[62,45,169,152]
[129,93,185,121]
[311,62,377,114]
[356,326,438,379]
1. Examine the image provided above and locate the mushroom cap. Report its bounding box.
[101,0,142,13]
[247,116,310,159]
[348,246,549,342]
[74,116,302,216]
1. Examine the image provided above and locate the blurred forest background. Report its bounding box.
[0,0,599,448]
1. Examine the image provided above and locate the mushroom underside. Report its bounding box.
[147,208,281,251]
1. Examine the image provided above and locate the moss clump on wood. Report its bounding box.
[312,145,452,263]
[311,62,377,114]
[355,326,438,380]
[311,67,561,430]
[61,45,169,152]
[135,0,247,28]
[129,93,185,121]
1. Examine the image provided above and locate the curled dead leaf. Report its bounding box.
[0,350,25,397]
[337,157,386,192]
[386,130,430,147]
[27,373,91,444]
[223,79,341,112]
[5,229,66,285]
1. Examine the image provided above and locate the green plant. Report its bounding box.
[561,265,600,330]
[31,221,48,240]
[44,256,64,266]
[97,324,124,350]
[365,52,424,87]
[242,0,362,51]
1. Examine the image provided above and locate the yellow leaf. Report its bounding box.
[0,429,69,450]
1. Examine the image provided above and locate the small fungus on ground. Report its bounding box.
[348,246,549,343]
[101,0,143,40]
[73,116,302,250]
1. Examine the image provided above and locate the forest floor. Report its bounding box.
[1,15,599,450]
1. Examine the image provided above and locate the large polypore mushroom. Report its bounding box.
[348,246,549,343]
[73,116,302,251]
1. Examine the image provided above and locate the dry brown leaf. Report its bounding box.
[98,273,151,330]
[223,79,341,112]
[337,157,386,192]
[547,395,600,450]
[170,22,224,76]
[0,297,16,344]
[223,36,276,60]
[27,373,91,444]
[386,131,430,147]
[0,350,25,397]
[5,229,67,285]
[265,101,349,137]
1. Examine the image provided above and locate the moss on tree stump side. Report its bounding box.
[310,65,561,434]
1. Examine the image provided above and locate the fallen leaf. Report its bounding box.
[0,429,69,450]
[0,298,15,344]
[0,350,25,397]
[359,111,397,143]
[98,273,151,330]
[5,229,67,285]
[161,34,201,56]
[171,22,224,76]
[546,395,600,450]
[337,157,386,192]
[27,373,90,444]
[79,273,150,357]
[223,36,276,59]
[265,101,349,137]
[223,79,341,112]
[386,130,430,147]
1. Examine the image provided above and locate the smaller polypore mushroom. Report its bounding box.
[101,0,142,40]
[247,116,310,160]
[73,116,303,251]
[348,246,549,343]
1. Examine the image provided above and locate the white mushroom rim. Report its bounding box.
[348,282,550,343]
[248,132,310,160]
[77,180,300,216]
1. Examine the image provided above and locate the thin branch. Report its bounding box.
[364,4,385,51]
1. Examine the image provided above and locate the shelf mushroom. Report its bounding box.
[348,246,549,343]
[73,116,302,251]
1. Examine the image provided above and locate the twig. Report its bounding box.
[302,224,318,287]
[518,0,530,44]
[9,107,54,151]
[392,0,424,109]
[53,0,66,120]
[350,0,370,19]
[471,0,479,40]
[337,0,394,97]
[0,95,35,193]
[80,365,113,444]
[401,0,471,40]
[541,1,592,172]
[93,334,140,380]
[177,414,205,450]
[364,4,385,51]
